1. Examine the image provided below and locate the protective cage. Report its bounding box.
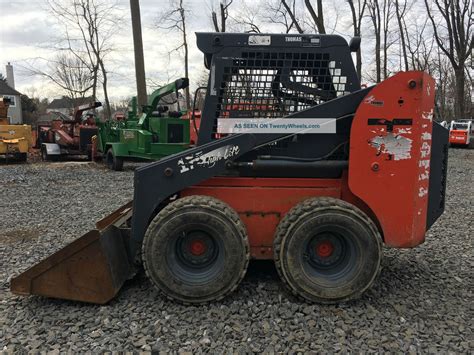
[196,33,360,143]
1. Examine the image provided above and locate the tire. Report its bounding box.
[16,153,27,162]
[41,147,49,161]
[142,195,249,304]
[274,197,382,303]
[106,148,123,171]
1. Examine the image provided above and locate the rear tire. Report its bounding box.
[274,197,382,303]
[142,195,249,304]
[106,148,123,171]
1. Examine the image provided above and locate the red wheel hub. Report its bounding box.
[316,240,334,258]
[189,239,206,256]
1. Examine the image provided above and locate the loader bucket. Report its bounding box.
[10,202,134,304]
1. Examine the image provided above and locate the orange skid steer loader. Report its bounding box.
[11,33,449,304]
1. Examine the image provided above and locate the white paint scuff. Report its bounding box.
[396,127,412,134]
[421,132,432,140]
[418,187,428,197]
[369,133,413,161]
[422,110,433,122]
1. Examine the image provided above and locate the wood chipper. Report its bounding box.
[36,101,102,160]
[11,33,449,305]
[93,78,193,171]
[0,97,32,162]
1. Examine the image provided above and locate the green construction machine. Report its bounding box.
[94,78,192,170]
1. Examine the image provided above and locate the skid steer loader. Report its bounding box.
[11,33,449,304]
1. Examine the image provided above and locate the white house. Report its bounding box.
[0,63,22,124]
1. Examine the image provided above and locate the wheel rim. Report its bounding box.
[302,228,359,283]
[166,225,224,285]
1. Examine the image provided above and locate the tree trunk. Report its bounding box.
[220,3,226,32]
[282,0,304,34]
[212,11,220,32]
[369,0,382,83]
[382,0,391,80]
[454,68,465,118]
[304,0,326,34]
[375,35,381,83]
[99,59,111,120]
[395,0,409,71]
[91,66,98,101]
[347,0,365,82]
[181,4,191,110]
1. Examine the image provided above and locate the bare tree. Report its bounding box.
[158,0,191,110]
[381,0,394,79]
[424,0,473,118]
[304,0,326,34]
[232,1,328,35]
[231,1,263,33]
[368,0,382,82]
[276,0,304,33]
[394,0,409,71]
[25,53,93,100]
[347,0,367,80]
[47,0,120,119]
[434,46,456,120]
[367,0,395,82]
[212,0,233,32]
[405,17,435,72]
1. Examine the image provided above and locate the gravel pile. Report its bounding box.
[0,150,472,352]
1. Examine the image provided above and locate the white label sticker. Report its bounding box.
[248,35,271,46]
[217,118,336,134]
[177,145,240,173]
[123,130,135,139]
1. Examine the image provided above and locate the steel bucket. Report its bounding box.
[10,202,134,304]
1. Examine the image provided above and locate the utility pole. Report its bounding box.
[130,0,147,110]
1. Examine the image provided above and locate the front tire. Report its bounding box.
[106,148,123,171]
[16,153,27,162]
[274,197,382,303]
[41,147,50,161]
[142,196,249,304]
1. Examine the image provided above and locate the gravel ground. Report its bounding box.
[0,149,472,353]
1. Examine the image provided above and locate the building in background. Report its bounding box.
[46,96,94,117]
[0,63,23,124]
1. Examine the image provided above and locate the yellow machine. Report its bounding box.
[0,97,32,162]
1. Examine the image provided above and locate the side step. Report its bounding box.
[10,202,134,304]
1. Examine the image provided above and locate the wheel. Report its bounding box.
[106,148,123,171]
[142,195,249,304]
[274,197,382,303]
[15,153,27,162]
[41,147,49,161]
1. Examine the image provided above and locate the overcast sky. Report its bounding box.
[0,0,220,100]
[0,0,403,102]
